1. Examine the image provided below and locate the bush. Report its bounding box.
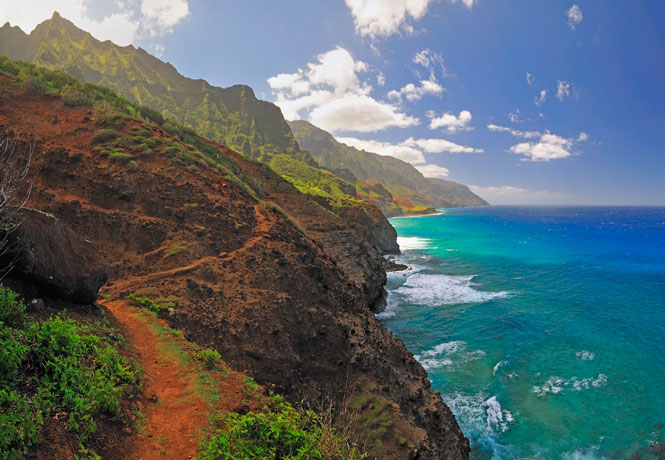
[94,113,128,129]
[198,401,365,460]
[91,129,120,145]
[0,287,140,458]
[0,288,26,327]
[127,294,168,313]
[110,151,134,162]
[61,84,95,107]
[193,349,221,369]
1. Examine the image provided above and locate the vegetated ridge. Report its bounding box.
[288,120,489,212]
[0,12,486,217]
[0,61,469,459]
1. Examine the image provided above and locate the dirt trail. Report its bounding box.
[110,203,274,292]
[104,300,208,459]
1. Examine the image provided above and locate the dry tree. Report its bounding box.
[0,130,40,274]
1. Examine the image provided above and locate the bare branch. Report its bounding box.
[0,129,41,278]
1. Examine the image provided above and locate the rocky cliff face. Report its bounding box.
[0,79,469,459]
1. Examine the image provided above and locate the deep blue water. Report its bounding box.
[381,206,665,459]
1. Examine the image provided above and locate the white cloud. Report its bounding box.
[534,89,547,107]
[469,185,565,205]
[377,71,386,86]
[344,0,433,39]
[526,72,534,86]
[428,110,474,133]
[451,0,475,8]
[557,80,572,101]
[510,134,574,161]
[388,75,443,102]
[403,137,483,154]
[508,109,523,123]
[141,0,189,36]
[567,4,583,30]
[487,123,540,139]
[336,136,426,164]
[487,123,587,162]
[268,46,419,132]
[0,0,189,46]
[415,164,450,178]
[309,94,418,132]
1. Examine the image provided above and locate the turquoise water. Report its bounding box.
[381,206,665,459]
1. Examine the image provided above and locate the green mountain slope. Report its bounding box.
[287,120,489,209]
[0,12,312,165]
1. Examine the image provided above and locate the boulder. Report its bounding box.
[0,208,108,303]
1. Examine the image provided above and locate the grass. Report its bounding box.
[0,286,140,459]
[127,294,172,314]
[162,241,188,260]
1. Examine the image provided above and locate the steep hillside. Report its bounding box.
[0,13,310,165]
[0,66,469,459]
[288,120,489,209]
[0,13,424,219]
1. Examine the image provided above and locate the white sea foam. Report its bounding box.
[533,374,608,397]
[576,350,595,361]
[485,396,514,433]
[493,360,507,375]
[394,273,511,307]
[561,447,604,460]
[396,237,433,250]
[414,341,465,370]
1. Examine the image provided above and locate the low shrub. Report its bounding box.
[110,151,134,162]
[61,84,95,107]
[193,349,221,370]
[127,294,168,313]
[197,400,365,460]
[0,286,140,459]
[91,129,120,145]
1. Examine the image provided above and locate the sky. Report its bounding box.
[1,0,665,205]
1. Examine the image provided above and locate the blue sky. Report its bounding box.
[2,0,665,205]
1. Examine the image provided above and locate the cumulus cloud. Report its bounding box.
[388,76,443,102]
[534,89,547,107]
[428,110,474,133]
[336,136,426,164]
[344,0,433,39]
[415,164,450,178]
[403,137,483,154]
[141,0,189,36]
[469,185,566,205]
[268,46,419,132]
[0,0,189,46]
[556,80,572,101]
[487,123,586,162]
[567,4,583,30]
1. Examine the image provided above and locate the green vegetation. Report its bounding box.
[193,348,222,370]
[127,293,175,314]
[91,129,120,144]
[0,286,140,459]
[198,396,365,460]
[288,120,488,212]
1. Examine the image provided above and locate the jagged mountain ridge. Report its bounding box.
[0,12,486,215]
[288,120,489,209]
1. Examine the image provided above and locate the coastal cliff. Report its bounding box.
[0,73,469,458]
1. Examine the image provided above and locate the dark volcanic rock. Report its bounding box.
[1,208,108,303]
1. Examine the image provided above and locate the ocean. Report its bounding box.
[380,206,665,459]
